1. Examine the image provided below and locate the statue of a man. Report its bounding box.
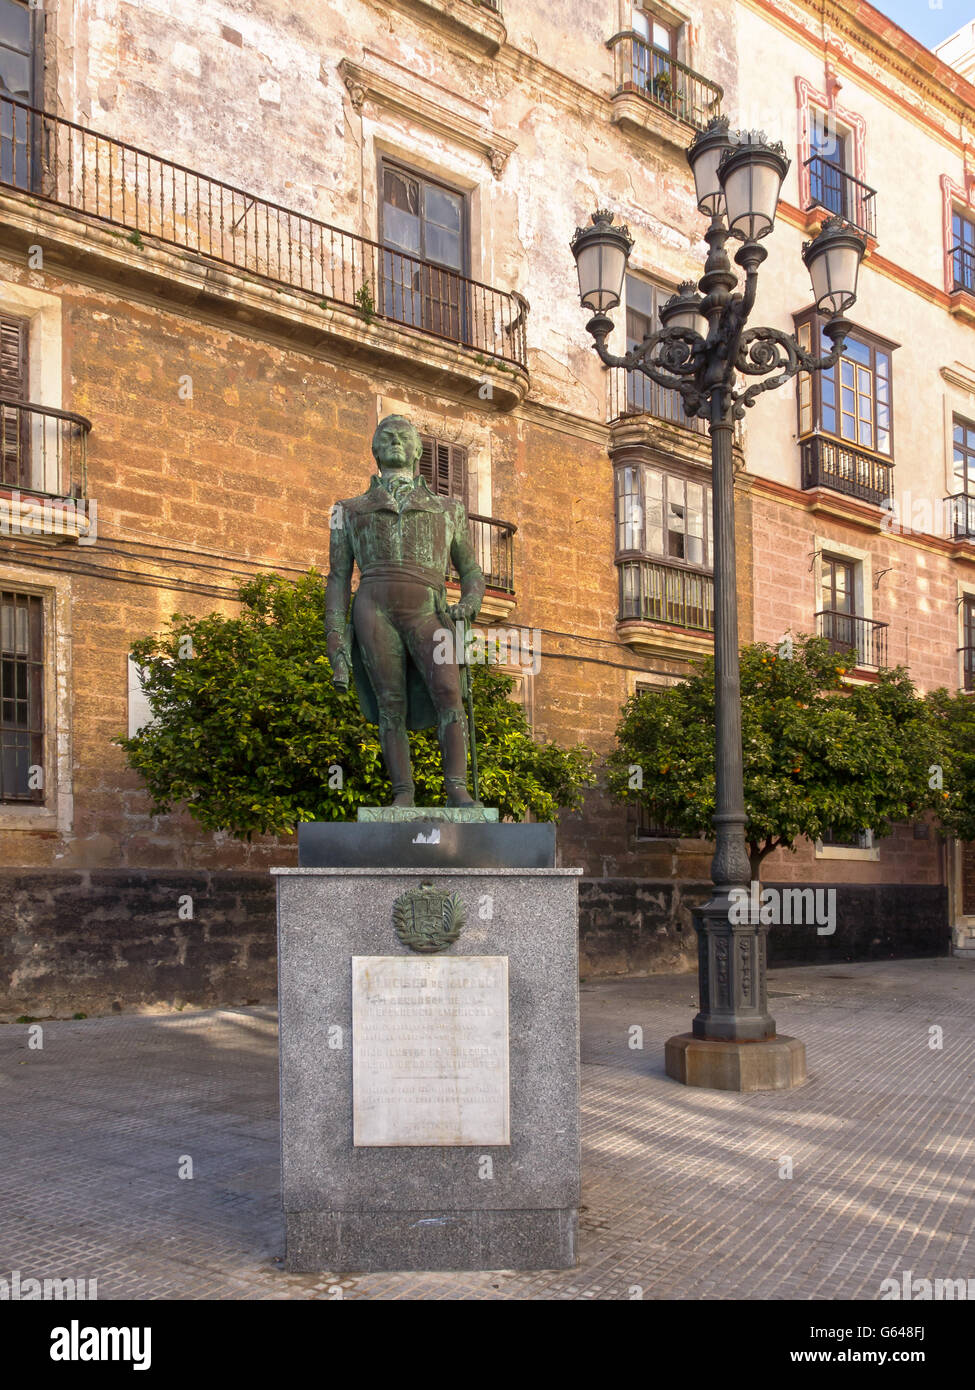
[325,415,485,808]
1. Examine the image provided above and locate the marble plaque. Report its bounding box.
[352,955,510,1147]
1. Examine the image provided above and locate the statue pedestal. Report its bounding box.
[274,833,581,1271]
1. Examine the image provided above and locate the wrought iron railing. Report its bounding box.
[946,493,975,539]
[449,513,515,595]
[0,95,527,366]
[607,366,708,435]
[0,398,90,498]
[618,557,714,630]
[959,646,975,691]
[816,610,888,668]
[607,32,722,131]
[950,241,975,294]
[804,156,877,239]
[800,435,893,506]
[471,513,515,594]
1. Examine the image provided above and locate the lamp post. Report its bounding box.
[570,118,866,1090]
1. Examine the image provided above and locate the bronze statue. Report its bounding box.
[325,415,485,807]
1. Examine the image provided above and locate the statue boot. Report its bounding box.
[440,711,477,807]
[379,710,415,807]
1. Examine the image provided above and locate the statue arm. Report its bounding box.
[448,501,486,622]
[325,512,354,687]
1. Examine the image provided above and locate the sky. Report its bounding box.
[873,0,974,50]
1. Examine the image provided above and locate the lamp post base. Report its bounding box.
[664,1033,806,1092]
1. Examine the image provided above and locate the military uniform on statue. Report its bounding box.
[324,414,485,810]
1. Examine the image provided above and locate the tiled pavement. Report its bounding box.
[1,958,973,1300]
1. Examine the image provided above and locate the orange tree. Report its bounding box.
[607,634,939,880]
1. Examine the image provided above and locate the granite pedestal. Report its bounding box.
[273,861,581,1272]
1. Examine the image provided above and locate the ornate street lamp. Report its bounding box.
[570,116,866,1090]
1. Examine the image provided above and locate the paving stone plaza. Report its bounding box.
[2,958,973,1302]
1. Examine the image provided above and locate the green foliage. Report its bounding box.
[924,687,975,840]
[354,280,376,323]
[608,634,940,873]
[118,570,594,837]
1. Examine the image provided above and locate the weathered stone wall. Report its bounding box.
[0,870,277,1018]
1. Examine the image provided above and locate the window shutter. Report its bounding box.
[0,313,29,488]
[418,435,468,503]
[0,313,28,400]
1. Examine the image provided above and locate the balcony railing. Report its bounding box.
[801,435,893,506]
[607,33,723,131]
[468,513,515,594]
[950,241,975,295]
[946,493,975,539]
[804,156,877,239]
[0,95,527,366]
[618,557,714,631]
[607,366,708,435]
[959,646,975,691]
[0,398,90,499]
[816,610,888,668]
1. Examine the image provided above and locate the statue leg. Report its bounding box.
[406,611,476,807]
[353,587,414,807]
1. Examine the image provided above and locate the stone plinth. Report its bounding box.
[297,820,555,869]
[274,866,581,1272]
[665,1033,807,1092]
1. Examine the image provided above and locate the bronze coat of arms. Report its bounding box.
[392,882,465,954]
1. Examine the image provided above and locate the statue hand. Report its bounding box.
[448,599,477,622]
[330,654,351,690]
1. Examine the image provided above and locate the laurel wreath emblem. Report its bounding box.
[392,882,465,954]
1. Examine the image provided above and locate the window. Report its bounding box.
[616,465,711,566]
[0,588,42,802]
[962,596,975,691]
[630,6,680,107]
[632,6,676,57]
[624,275,685,424]
[616,466,714,628]
[418,435,468,505]
[0,310,29,488]
[808,110,849,219]
[819,553,858,656]
[953,416,975,495]
[952,210,975,294]
[821,828,873,849]
[795,313,893,458]
[379,162,467,342]
[0,0,41,189]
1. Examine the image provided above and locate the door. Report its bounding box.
[380,164,467,344]
[0,0,40,190]
[809,113,847,219]
[821,555,857,656]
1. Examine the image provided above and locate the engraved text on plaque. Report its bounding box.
[352,955,510,1147]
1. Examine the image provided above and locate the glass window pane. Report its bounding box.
[382,169,421,254]
[425,224,462,269]
[424,185,462,234]
[0,0,30,51]
[0,48,29,102]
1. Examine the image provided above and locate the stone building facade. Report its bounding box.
[0,0,967,1014]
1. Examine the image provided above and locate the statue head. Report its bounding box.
[372,415,423,475]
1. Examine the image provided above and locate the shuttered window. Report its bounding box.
[0,589,43,803]
[418,435,468,505]
[0,311,29,487]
